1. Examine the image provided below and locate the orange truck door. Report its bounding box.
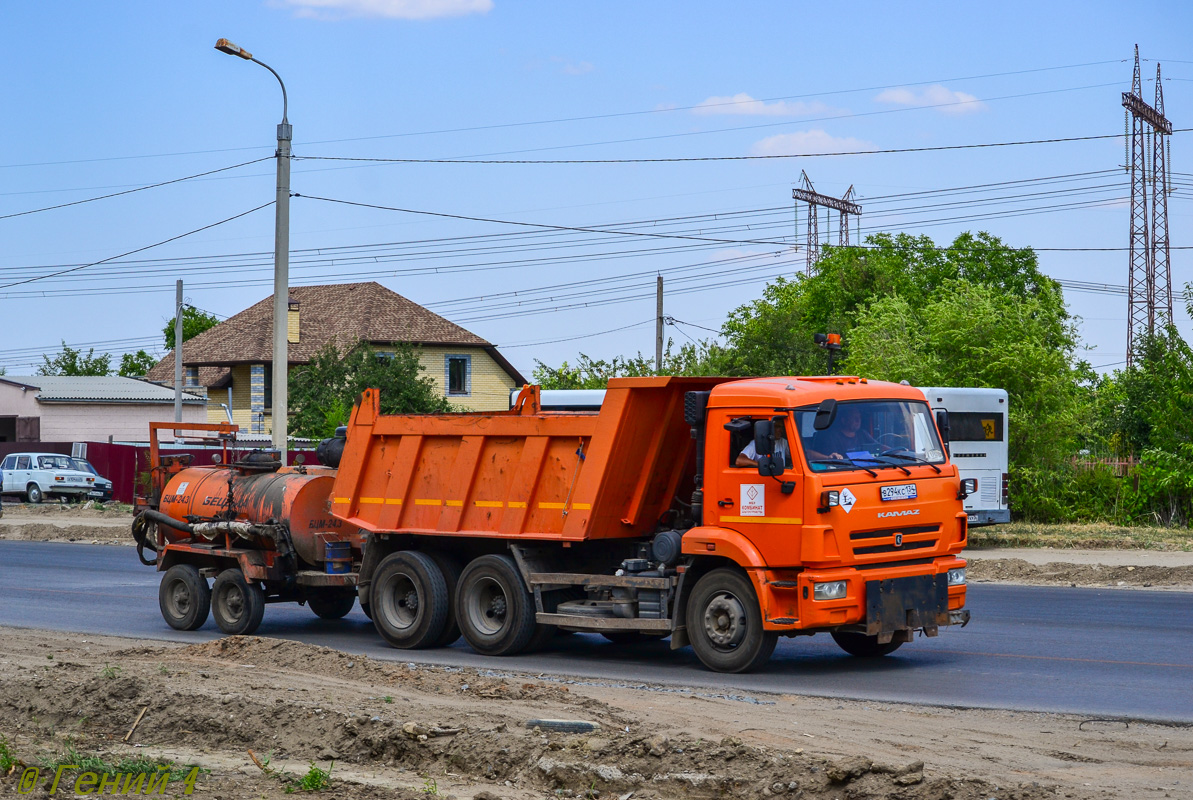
[708,409,804,566]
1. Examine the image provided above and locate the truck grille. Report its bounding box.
[848,524,940,559]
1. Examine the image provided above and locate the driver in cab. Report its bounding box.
[735,424,794,468]
[809,404,879,461]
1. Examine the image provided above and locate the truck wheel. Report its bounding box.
[158,564,211,631]
[424,550,463,647]
[686,568,777,673]
[306,588,357,620]
[831,631,903,658]
[371,551,449,649]
[456,554,537,656]
[211,568,266,635]
[26,484,43,504]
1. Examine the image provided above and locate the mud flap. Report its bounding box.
[864,574,949,639]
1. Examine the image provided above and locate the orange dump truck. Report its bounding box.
[329,375,971,672]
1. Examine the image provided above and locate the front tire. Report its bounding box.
[159,564,211,631]
[306,588,357,620]
[371,551,449,649]
[211,568,265,635]
[831,631,903,658]
[456,554,537,656]
[686,568,777,673]
[26,484,43,504]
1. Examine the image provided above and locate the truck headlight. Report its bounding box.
[947,568,967,586]
[813,580,847,600]
[820,490,840,508]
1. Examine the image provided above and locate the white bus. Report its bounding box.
[918,387,1010,526]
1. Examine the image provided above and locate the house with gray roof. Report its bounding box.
[0,376,206,443]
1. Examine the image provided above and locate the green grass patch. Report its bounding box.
[286,761,333,793]
[969,522,1193,551]
[36,741,203,782]
[0,735,18,772]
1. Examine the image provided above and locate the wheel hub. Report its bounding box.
[488,594,507,619]
[703,593,746,648]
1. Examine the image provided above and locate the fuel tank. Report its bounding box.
[158,465,355,565]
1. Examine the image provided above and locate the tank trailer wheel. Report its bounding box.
[211,568,266,636]
[158,564,211,631]
[686,568,777,673]
[831,631,904,658]
[456,554,537,656]
[371,551,449,649]
[424,550,464,647]
[26,484,43,504]
[306,588,357,620]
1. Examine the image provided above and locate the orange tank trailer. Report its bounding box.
[331,377,971,673]
[133,422,364,637]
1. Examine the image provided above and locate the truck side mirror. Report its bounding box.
[813,398,837,431]
[753,420,783,477]
[935,409,950,444]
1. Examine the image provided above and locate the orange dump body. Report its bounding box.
[332,377,726,541]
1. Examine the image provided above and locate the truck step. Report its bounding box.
[526,571,673,589]
[536,613,671,632]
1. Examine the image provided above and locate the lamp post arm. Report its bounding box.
[250,57,288,124]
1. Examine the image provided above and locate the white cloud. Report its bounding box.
[276,0,493,20]
[693,93,835,117]
[550,56,594,76]
[751,129,875,157]
[874,84,985,115]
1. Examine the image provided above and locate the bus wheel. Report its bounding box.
[831,631,903,657]
[159,564,211,631]
[686,568,777,673]
[371,551,449,649]
[211,568,265,635]
[306,588,357,620]
[456,554,537,656]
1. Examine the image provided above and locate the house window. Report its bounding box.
[264,368,273,411]
[446,355,470,396]
[184,367,200,387]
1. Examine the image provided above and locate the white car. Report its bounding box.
[0,452,97,503]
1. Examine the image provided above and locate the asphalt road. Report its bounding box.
[2,541,1191,723]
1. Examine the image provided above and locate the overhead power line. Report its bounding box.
[297,129,1190,166]
[0,157,272,222]
[0,201,274,291]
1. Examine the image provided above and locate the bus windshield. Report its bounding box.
[793,400,946,472]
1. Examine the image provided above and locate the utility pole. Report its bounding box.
[793,172,862,276]
[655,275,664,372]
[174,279,183,423]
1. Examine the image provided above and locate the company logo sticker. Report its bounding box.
[895,533,904,547]
[740,484,765,516]
[839,487,857,514]
[176,482,189,494]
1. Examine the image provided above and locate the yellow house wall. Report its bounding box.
[204,364,268,431]
[413,346,517,411]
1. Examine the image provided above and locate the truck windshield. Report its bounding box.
[793,400,946,472]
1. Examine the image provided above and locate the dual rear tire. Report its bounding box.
[369,551,540,656]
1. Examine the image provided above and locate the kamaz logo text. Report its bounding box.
[877,509,920,518]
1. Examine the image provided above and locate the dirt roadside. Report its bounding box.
[4,505,1192,591]
[0,627,1188,800]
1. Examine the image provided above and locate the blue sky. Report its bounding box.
[2,1,1191,378]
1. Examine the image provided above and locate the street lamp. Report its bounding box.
[215,38,292,453]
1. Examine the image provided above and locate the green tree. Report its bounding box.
[118,350,158,377]
[38,342,112,376]
[163,306,220,350]
[532,339,726,389]
[718,231,1064,376]
[288,340,451,439]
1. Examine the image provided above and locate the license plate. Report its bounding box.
[880,484,917,502]
[88,491,104,498]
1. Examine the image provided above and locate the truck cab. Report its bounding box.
[677,376,969,669]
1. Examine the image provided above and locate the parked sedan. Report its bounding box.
[0,453,97,503]
[70,458,113,502]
